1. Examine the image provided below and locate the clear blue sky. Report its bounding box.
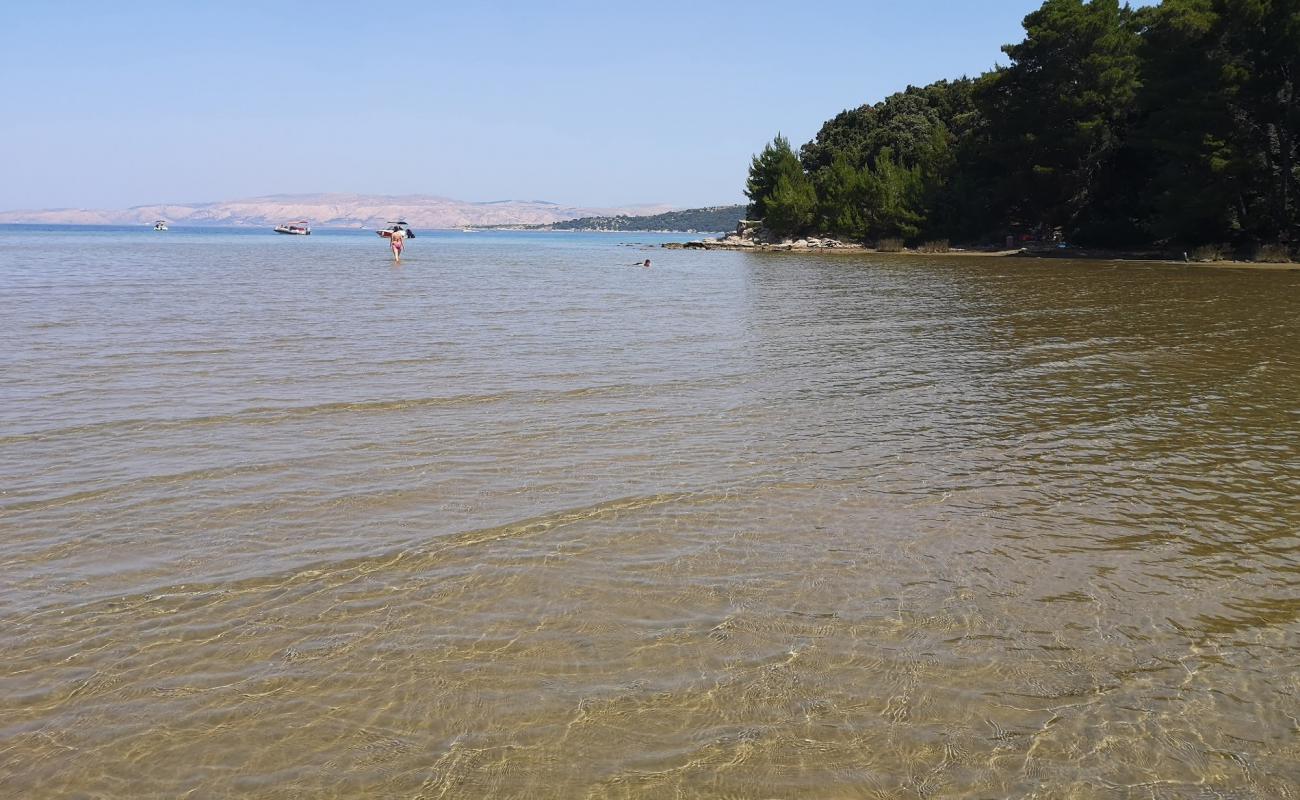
[0,1,1152,211]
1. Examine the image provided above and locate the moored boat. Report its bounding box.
[274,221,311,235]
[376,220,416,239]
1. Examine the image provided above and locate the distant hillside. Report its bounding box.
[547,205,746,232]
[0,193,674,229]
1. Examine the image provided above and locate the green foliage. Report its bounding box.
[744,0,1299,251]
[548,206,745,232]
[801,80,982,240]
[764,167,818,237]
[980,0,1143,235]
[801,80,979,175]
[814,154,869,238]
[746,135,801,221]
[1138,0,1299,246]
[863,149,925,240]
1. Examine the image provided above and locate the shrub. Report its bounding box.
[1190,244,1227,262]
[1253,243,1293,263]
[877,238,905,252]
[919,239,950,253]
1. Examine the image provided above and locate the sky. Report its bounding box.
[0,1,1155,211]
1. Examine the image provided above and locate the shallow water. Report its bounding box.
[1,226,1297,797]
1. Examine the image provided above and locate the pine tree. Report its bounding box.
[764,167,818,237]
[815,154,869,238]
[979,0,1142,238]
[863,149,924,240]
[745,135,800,220]
[738,0,1296,255]
[1140,0,1298,247]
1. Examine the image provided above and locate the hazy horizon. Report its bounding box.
[3,1,1155,212]
[0,191,686,213]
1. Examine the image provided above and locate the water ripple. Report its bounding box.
[1,230,1297,796]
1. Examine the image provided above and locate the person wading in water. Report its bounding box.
[389,226,407,263]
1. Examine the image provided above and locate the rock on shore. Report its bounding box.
[663,220,865,251]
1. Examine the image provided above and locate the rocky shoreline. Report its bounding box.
[662,221,1300,268]
[663,220,1009,254]
[664,236,866,252]
[662,220,863,252]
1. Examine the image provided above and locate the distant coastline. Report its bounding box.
[0,193,678,231]
[482,205,746,234]
[0,222,693,235]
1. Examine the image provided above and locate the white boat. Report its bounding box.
[376,220,416,239]
[153,220,168,231]
[274,221,311,235]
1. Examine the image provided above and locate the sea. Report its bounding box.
[1,224,1297,797]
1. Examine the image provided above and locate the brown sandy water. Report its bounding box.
[1,228,1297,797]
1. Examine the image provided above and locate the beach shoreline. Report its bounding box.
[662,239,1300,270]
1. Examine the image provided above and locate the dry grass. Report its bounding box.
[919,239,950,253]
[1253,243,1293,263]
[877,238,905,253]
[1190,244,1228,262]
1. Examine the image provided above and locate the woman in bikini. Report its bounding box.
[390,226,406,263]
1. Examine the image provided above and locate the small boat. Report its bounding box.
[376,220,416,239]
[153,220,168,231]
[274,221,311,235]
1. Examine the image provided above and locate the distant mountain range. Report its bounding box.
[0,193,676,229]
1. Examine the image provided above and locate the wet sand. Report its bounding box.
[665,239,1300,269]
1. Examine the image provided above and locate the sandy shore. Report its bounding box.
[663,240,1299,270]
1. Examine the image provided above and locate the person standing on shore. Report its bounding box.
[390,226,406,263]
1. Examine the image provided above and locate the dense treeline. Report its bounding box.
[746,0,1299,256]
[550,205,745,232]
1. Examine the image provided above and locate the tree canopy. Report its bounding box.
[743,0,1299,255]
